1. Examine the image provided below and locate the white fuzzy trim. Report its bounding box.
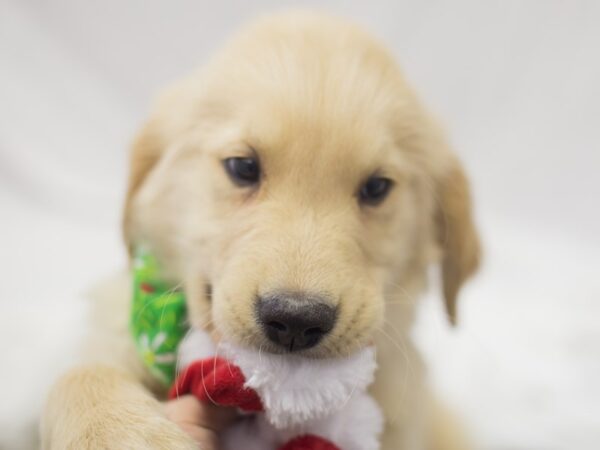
[178,329,382,448]
[223,393,383,450]
[177,328,215,369]
[223,343,378,429]
[301,393,384,450]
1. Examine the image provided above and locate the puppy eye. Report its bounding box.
[359,176,393,206]
[223,157,260,186]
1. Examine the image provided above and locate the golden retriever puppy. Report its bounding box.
[41,11,480,450]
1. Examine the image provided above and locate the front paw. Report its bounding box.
[41,366,204,450]
[62,416,200,450]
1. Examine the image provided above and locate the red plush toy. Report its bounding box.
[169,329,382,450]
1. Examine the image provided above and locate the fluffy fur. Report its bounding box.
[41,11,480,450]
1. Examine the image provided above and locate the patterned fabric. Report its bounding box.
[130,248,189,386]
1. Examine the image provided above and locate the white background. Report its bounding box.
[1,1,599,449]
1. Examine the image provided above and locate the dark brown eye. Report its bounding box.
[223,157,260,186]
[359,176,393,206]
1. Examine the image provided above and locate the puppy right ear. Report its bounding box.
[123,120,164,254]
[434,157,481,325]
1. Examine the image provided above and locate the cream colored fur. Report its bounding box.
[42,11,480,450]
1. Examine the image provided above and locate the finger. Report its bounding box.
[177,422,219,450]
[165,395,237,432]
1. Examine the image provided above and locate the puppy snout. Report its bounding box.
[256,293,337,352]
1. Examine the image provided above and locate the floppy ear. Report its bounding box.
[435,158,481,324]
[122,120,165,254]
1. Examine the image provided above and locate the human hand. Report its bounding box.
[165,395,237,450]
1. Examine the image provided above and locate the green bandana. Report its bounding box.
[130,248,189,386]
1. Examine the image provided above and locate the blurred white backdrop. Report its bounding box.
[1,1,599,449]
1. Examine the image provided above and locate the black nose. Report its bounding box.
[256,293,337,352]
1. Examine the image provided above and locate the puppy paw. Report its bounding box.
[62,416,200,450]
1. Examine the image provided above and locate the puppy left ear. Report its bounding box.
[435,158,481,325]
[123,119,165,254]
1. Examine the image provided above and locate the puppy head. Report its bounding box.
[124,14,480,357]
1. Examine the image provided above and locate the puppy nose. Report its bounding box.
[256,294,337,352]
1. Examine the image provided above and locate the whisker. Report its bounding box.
[134,281,184,324]
[175,326,195,377]
[213,340,222,386]
[384,282,419,308]
[382,318,416,379]
[158,283,184,332]
[339,368,362,410]
[200,356,218,406]
[375,323,414,408]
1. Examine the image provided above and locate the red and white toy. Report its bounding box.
[170,328,383,450]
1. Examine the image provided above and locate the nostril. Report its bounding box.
[303,327,324,338]
[256,293,337,352]
[267,321,288,332]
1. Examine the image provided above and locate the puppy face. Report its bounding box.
[125,13,480,358]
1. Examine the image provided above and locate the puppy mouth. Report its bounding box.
[254,338,335,358]
[221,319,363,360]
